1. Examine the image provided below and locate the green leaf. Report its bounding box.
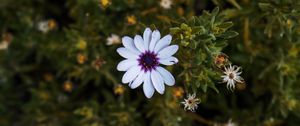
[218,31,239,39]
[201,83,208,93]
[212,7,220,16]
[208,83,219,93]
[198,34,214,42]
[188,40,197,49]
[192,26,206,34]
[181,40,189,46]
[217,21,234,30]
[180,23,189,29]
[258,3,273,11]
[195,81,201,88]
[211,16,216,27]
[196,50,207,65]
[188,16,196,26]
[215,40,228,48]
[169,27,180,34]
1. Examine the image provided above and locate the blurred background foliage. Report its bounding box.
[0,0,300,125]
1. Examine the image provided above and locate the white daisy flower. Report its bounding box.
[0,41,9,50]
[0,33,12,50]
[221,64,244,91]
[181,93,201,112]
[160,0,172,9]
[106,34,121,45]
[37,20,50,33]
[116,27,179,98]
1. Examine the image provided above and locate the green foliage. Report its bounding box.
[0,0,300,126]
[170,7,238,94]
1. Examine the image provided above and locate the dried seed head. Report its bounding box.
[214,53,228,68]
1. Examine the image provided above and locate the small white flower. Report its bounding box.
[181,93,201,112]
[160,0,172,9]
[0,33,12,50]
[0,41,9,50]
[106,34,121,45]
[221,64,244,91]
[117,27,179,98]
[38,20,50,33]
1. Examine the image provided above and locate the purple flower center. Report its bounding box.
[138,51,159,72]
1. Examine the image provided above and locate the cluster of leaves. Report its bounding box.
[170,7,238,94]
[213,0,300,124]
[0,0,300,126]
[254,1,300,118]
[0,0,195,125]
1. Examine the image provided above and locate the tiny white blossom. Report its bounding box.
[0,41,9,50]
[221,64,244,91]
[0,33,12,50]
[181,93,201,112]
[117,27,179,98]
[160,0,172,9]
[106,34,121,45]
[38,20,50,33]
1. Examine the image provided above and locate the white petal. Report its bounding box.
[156,67,175,86]
[153,34,172,53]
[221,75,227,78]
[143,72,155,98]
[122,36,140,54]
[117,59,138,71]
[228,79,235,86]
[157,45,179,59]
[159,56,178,65]
[234,67,241,73]
[149,30,161,51]
[151,70,165,94]
[226,82,230,90]
[235,76,243,83]
[224,67,228,72]
[143,28,152,50]
[222,76,229,82]
[117,47,139,59]
[129,71,145,89]
[134,35,145,52]
[229,65,234,71]
[122,66,141,83]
